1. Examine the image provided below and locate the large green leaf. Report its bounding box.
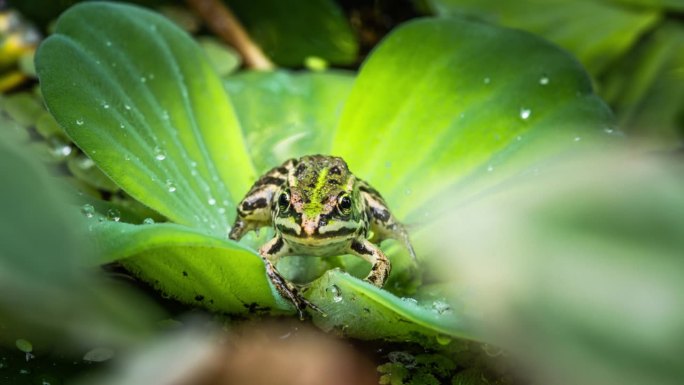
[426,0,660,76]
[87,220,284,314]
[224,70,354,173]
[36,2,255,236]
[428,152,684,385]
[332,17,615,221]
[225,0,359,66]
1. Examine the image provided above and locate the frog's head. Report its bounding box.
[274,155,364,241]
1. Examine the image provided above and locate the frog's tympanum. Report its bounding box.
[230,155,416,318]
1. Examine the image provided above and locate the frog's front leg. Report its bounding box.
[359,181,417,263]
[259,236,322,319]
[349,238,391,287]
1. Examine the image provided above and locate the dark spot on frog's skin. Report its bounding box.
[328,179,340,185]
[351,240,372,255]
[195,295,205,301]
[294,163,306,177]
[276,166,288,174]
[242,198,268,211]
[372,207,391,222]
[308,182,316,188]
[267,236,284,254]
[209,299,214,304]
[329,166,341,175]
[318,216,328,227]
[371,264,379,272]
[182,271,188,277]
[256,176,286,188]
[363,307,371,314]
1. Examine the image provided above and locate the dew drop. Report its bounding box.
[48,136,73,158]
[105,40,112,47]
[154,146,166,161]
[106,208,121,222]
[516,135,523,141]
[207,197,216,206]
[483,77,491,85]
[140,76,147,83]
[539,76,549,85]
[520,108,532,120]
[124,104,131,111]
[404,188,412,196]
[329,285,343,303]
[102,102,110,109]
[75,118,84,126]
[143,218,155,225]
[574,136,582,142]
[81,204,95,218]
[401,297,418,305]
[166,179,177,193]
[604,127,614,134]
[217,207,226,215]
[487,165,494,172]
[432,300,452,315]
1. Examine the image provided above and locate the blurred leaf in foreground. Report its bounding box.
[0,132,161,350]
[430,151,684,385]
[601,21,684,148]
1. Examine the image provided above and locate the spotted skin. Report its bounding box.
[229,155,416,319]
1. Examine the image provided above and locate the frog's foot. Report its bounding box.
[265,264,324,320]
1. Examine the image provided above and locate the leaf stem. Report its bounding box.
[185,0,274,70]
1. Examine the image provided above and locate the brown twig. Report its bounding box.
[185,0,274,70]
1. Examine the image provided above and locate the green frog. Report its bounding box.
[229,155,416,318]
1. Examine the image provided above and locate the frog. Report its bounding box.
[229,155,416,319]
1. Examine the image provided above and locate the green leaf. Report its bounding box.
[332,17,615,220]
[224,70,355,173]
[429,152,684,385]
[225,0,359,66]
[307,270,475,344]
[87,220,284,314]
[36,2,256,236]
[601,21,684,146]
[0,135,159,349]
[426,0,660,76]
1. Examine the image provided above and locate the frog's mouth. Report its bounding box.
[276,213,360,241]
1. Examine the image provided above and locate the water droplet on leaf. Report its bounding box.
[166,179,177,193]
[154,146,166,161]
[143,218,155,225]
[106,208,121,222]
[520,108,532,120]
[81,204,95,218]
[328,285,343,303]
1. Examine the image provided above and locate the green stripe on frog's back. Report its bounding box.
[304,167,329,217]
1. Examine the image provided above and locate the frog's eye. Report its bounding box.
[278,191,290,210]
[337,193,352,213]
